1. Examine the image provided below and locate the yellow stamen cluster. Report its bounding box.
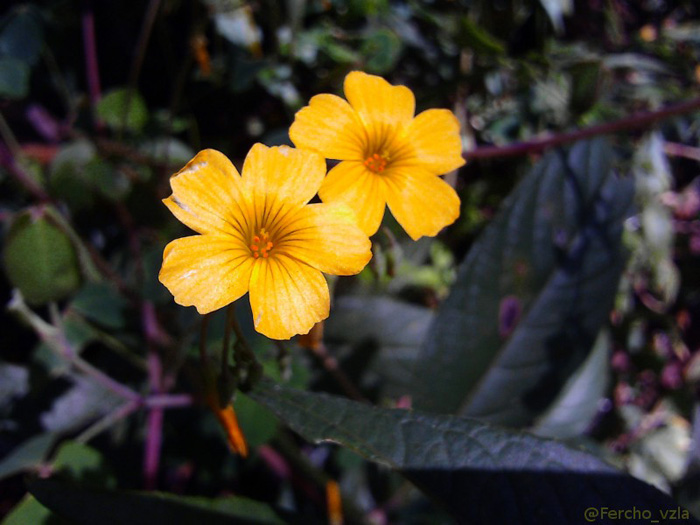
[250,228,273,259]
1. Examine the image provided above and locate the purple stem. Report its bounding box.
[81,1,103,129]
[145,394,193,409]
[0,142,50,202]
[465,97,700,161]
[143,307,165,490]
[143,405,163,490]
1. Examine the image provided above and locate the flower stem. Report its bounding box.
[308,342,367,403]
[81,0,103,130]
[465,97,700,161]
[199,313,210,365]
[222,305,234,376]
[121,0,161,138]
[76,399,141,443]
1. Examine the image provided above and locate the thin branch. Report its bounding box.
[464,97,700,161]
[222,304,234,376]
[122,0,161,137]
[308,342,367,403]
[81,0,103,129]
[0,114,51,202]
[143,404,163,490]
[199,314,210,365]
[76,399,140,443]
[664,141,700,162]
[144,394,193,409]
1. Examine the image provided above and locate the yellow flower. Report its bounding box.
[159,145,372,340]
[289,71,465,240]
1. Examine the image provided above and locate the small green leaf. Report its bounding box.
[361,28,402,73]
[1,495,57,525]
[96,88,149,133]
[0,57,29,99]
[0,433,56,482]
[71,282,127,330]
[251,381,695,524]
[457,18,505,56]
[233,393,279,448]
[30,479,293,525]
[49,140,98,209]
[140,137,195,166]
[52,441,116,487]
[3,208,82,305]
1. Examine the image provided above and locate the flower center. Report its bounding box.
[363,153,389,173]
[250,229,274,259]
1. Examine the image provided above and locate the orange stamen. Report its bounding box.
[363,153,388,173]
[250,229,274,258]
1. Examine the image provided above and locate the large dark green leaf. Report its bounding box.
[324,296,433,398]
[252,381,695,525]
[29,479,296,525]
[411,139,634,425]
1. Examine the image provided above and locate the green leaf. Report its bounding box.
[410,139,634,426]
[361,28,402,73]
[0,433,56,482]
[71,282,127,330]
[1,495,59,525]
[324,296,433,398]
[49,139,98,209]
[96,88,149,133]
[232,392,279,448]
[52,441,116,487]
[531,329,611,438]
[457,18,505,56]
[140,137,195,166]
[29,479,293,525]
[3,208,82,305]
[251,381,695,524]
[0,57,29,99]
[0,6,44,65]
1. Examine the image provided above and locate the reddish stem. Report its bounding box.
[143,405,163,490]
[465,97,700,161]
[81,1,103,129]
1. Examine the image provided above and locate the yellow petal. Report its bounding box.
[402,109,466,174]
[319,160,386,236]
[277,203,372,275]
[289,94,366,161]
[159,234,253,314]
[384,168,460,240]
[163,149,249,240]
[242,143,326,207]
[249,255,329,340]
[344,71,415,129]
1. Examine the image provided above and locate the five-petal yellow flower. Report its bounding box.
[159,145,372,340]
[289,71,465,240]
